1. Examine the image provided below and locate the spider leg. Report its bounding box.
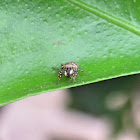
[69,72,77,83]
[57,72,62,84]
[77,72,83,81]
[52,67,63,84]
[78,68,89,75]
[52,67,61,71]
[69,77,73,84]
[73,72,78,83]
[73,77,76,83]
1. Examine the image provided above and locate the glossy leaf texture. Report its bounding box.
[0,0,140,106]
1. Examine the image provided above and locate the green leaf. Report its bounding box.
[0,0,140,106]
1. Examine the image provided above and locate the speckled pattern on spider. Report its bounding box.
[53,62,88,84]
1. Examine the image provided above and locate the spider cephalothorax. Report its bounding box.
[53,62,88,84]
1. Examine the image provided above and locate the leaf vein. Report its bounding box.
[67,0,140,36]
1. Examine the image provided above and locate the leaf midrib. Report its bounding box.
[67,0,140,36]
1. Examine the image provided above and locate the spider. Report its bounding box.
[52,62,88,84]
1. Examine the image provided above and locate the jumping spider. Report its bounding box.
[52,62,88,84]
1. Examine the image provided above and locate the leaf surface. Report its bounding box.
[0,0,140,106]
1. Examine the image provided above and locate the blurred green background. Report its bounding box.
[69,74,140,135]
